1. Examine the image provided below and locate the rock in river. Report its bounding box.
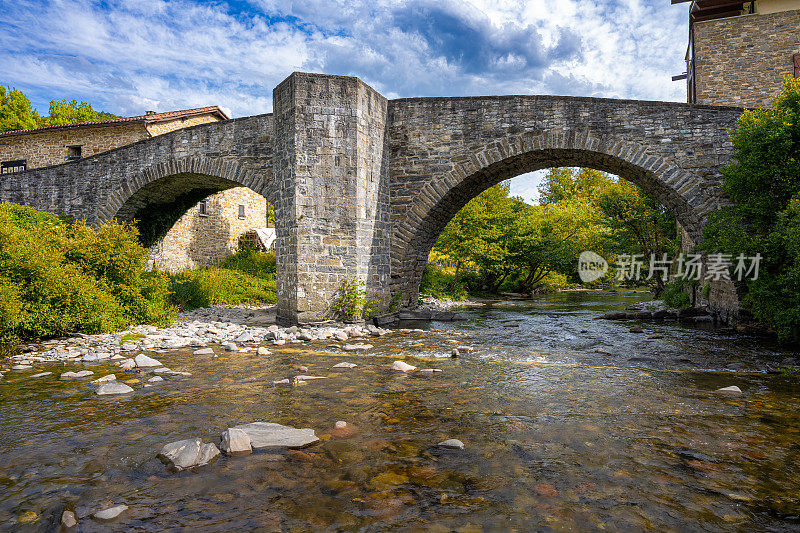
[93,505,128,521]
[158,438,220,471]
[220,428,252,456]
[232,422,319,449]
[391,360,416,372]
[97,382,134,395]
[61,510,78,528]
[134,354,163,368]
[438,439,465,450]
[332,362,357,369]
[61,370,94,379]
[716,385,742,394]
[343,343,373,352]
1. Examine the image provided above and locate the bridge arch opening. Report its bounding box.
[111,171,273,272]
[392,145,696,307]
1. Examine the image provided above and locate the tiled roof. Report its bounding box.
[0,106,230,138]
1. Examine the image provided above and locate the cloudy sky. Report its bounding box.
[0,0,691,202]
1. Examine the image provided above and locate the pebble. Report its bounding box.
[296,375,328,380]
[61,510,78,528]
[134,354,162,368]
[97,382,134,395]
[12,365,33,370]
[257,347,271,356]
[61,370,95,379]
[391,360,416,372]
[298,365,309,373]
[93,505,128,521]
[332,362,357,369]
[148,376,164,383]
[716,385,742,393]
[223,342,238,351]
[419,368,443,373]
[91,374,116,384]
[273,339,286,346]
[343,343,373,352]
[29,372,52,379]
[273,379,290,385]
[193,347,215,356]
[438,439,465,450]
[594,348,613,355]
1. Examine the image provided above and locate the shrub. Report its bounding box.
[703,77,800,342]
[662,279,692,309]
[331,279,367,321]
[0,203,176,344]
[169,267,276,309]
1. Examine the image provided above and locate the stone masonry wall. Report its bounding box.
[150,187,267,272]
[0,123,149,169]
[272,73,389,324]
[386,95,742,306]
[694,9,800,108]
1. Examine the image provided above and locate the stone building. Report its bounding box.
[0,106,270,271]
[677,0,800,107]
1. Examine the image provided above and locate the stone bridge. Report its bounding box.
[0,72,743,324]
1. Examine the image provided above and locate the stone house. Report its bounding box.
[0,106,270,272]
[676,0,800,107]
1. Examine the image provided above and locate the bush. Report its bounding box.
[331,279,367,321]
[703,77,800,342]
[168,250,277,310]
[0,203,176,344]
[661,279,692,309]
[419,263,468,301]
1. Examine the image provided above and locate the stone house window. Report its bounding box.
[66,145,82,161]
[1,159,27,174]
[238,205,245,219]
[198,199,209,217]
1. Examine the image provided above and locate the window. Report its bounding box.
[198,199,208,216]
[238,205,245,219]
[66,145,82,161]
[1,160,27,174]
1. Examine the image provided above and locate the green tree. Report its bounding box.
[43,99,117,126]
[0,86,41,132]
[704,76,800,342]
[596,180,678,294]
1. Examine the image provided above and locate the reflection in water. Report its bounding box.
[1,291,799,531]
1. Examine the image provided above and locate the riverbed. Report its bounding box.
[2,291,799,531]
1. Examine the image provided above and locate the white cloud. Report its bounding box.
[0,0,690,118]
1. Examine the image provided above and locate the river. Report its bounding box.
[1,291,799,531]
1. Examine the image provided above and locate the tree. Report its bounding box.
[703,76,800,342]
[43,99,117,126]
[0,86,41,132]
[538,167,614,205]
[596,181,678,294]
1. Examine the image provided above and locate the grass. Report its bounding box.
[168,250,277,310]
[120,333,146,343]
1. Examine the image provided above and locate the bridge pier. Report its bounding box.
[273,73,391,324]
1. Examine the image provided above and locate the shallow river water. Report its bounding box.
[2,291,800,531]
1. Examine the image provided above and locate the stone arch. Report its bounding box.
[98,155,273,224]
[390,130,713,306]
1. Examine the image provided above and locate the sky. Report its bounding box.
[0,0,691,203]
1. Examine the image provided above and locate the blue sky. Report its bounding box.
[0,0,691,203]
